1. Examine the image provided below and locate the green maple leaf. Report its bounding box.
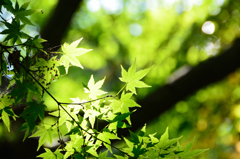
[119,60,152,94]
[0,94,14,109]
[32,56,60,86]
[25,82,42,102]
[64,135,85,158]
[156,127,169,149]
[65,126,82,136]
[12,1,40,26]
[22,101,46,122]
[122,127,148,158]
[0,106,17,132]
[67,97,84,114]
[86,145,99,157]
[37,148,63,159]
[1,109,10,132]
[84,75,107,99]
[60,38,92,73]
[107,112,132,131]
[9,80,28,104]
[19,101,46,140]
[0,19,30,44]
[96,131,120,153]
[25,35,47,55]
[19,121,35,141]
[0,0,7,13]
[30,126,55,151]
[2,0,14,13]
[84,106,100,128]
[155,127,183,153]
[110,92,140,125]
[149,133,159,144]
[99,151,115,159]
[37,148,55,159]
[177,138,209,158]
[9,80,40,104]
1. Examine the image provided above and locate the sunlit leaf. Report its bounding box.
[2,110,10,132]
[30,126,55,151]
[60,38,92,73]
[37,148,63,159]
[119,60,152,94]
[86,146,99,157]
[84,75,107,99]
[177,138,209,158]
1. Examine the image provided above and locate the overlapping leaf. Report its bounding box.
[30,126,56,151]
[0,94,14,109]
[0,19,30,44]
[9,80,40,104]
[177,138,209,158]
[22,101,46,122]
[37,148,63,159]
[32,56,60,86]
[0,106,16,132]
[119,60,152,94]
[7,1,40,25]
[110,92,140,125]
[84,75,107,99]
[0,0,7,13]
[49,105,79,131]
[96,131,120,153]
[25,35,47,55]
[19,101,46,140]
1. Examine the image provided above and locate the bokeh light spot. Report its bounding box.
[129,23,143,36]
[196,90,208,102]
[100,0,123,14]
[235,121,240,132]
[233,105,240,118]
[176,101,188,113]
[235,141,240,153]
[87,0,101,12]
[217,0,225,6]
[233,86,240,98]
[218,118,232,136]
[202,21,215,34]
[197,119,208,131]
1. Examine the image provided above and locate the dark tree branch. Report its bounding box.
[40,0,83,47]
[122,38,240,136]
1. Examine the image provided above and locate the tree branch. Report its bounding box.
[122,38,240,136]
[40,0,83,47]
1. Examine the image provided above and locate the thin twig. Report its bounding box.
[19,63,132,158]
[59,95,116,105]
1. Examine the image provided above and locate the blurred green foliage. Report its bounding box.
[148,70,240,158]
[2,0,240,158]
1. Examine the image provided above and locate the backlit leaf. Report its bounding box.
[84,75,107,99]
[60,38,92,73]
[30,126,55,151]
[2,110,10,132]
[119,60,152,94]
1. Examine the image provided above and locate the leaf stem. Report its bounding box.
[116,83,127,96]
[50,51,64,54]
